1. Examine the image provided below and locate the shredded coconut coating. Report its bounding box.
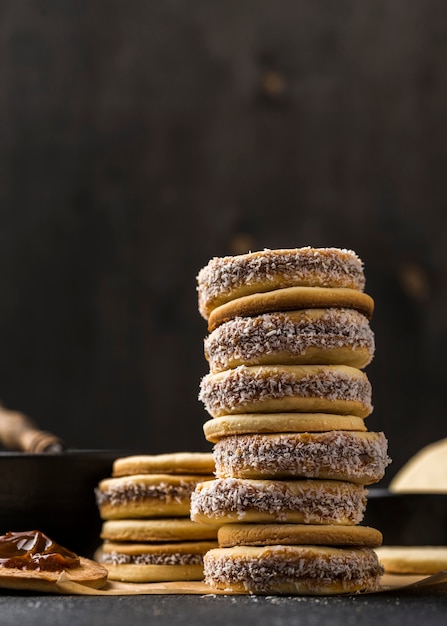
[203,546,383,594]
[197,247,366,318]
[213,431,391,484]
[204,309,375,372]
[190,478,367,524]
[199,366,372,416]
[95,481,197,507]
[100,551,204,566]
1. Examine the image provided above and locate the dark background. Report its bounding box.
[1,1,446,484]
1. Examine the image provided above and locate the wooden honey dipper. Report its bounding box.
[0,405,66,453]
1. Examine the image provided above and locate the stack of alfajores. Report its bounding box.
[94,452,218,582]
[191,246,391,595]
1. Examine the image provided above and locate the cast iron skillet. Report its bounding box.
[0,406,140,558]
[364,487,447,546]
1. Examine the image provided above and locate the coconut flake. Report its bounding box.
[101,551,204,566]
[95,481,197,507]
[204,309,375,371]
[190,478,367,524]
[197,248,366,317]
[213,431,391,483]
[199,367,372,415]
[204,546,383,593]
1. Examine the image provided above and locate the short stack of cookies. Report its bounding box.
[94,452,218,582]
[191,246,392,595]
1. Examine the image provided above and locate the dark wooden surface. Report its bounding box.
[1,588,447,626]
[1,1,447,481]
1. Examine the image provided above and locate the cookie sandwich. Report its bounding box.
[197,247,371,325]
[193,246,390,594]
[204,523,384,595]
[95,452,218,582]
[205,308,375,372]
[208,414,390,484]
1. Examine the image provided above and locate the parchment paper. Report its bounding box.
[53,570,447,596]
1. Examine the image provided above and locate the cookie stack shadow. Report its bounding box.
[191,247,392,594]
[94,452,218,582]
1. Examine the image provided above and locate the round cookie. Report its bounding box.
[112,452,215,477]
[205,308,375,372]
[203,545,384,595]
[208,287,374,332]
[197,247,367,320]
[212,430,390,484]
[374,546,447,575]
[95,474,214,520]
[101,518,218,542]
[203,413,367,442]
[190,478,367,526]
[97,540,218,582]
[218,523,383,548]
[388,437,447,493]
[199,364,373,418]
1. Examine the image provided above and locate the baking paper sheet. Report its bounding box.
[52,570,447,596]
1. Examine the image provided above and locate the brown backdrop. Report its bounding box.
[1,1,446,482]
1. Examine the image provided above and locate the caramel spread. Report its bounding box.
[0,530,80,571]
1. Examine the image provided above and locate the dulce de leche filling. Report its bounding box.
[0,530,80,571]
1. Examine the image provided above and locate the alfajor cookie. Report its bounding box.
[197,247,367,320]
[217,522,383,548]
[190,478,367,526]
[208,287,374,332]
[203,413,366,443]
[203,413,367,442]
[100,518,218,543]
[388,437,447,494]
[212,430,390,484]
[96,474,214,520]
[374,546,447,575]
[199,364,373,418]
[112,452,215,478]
[97,540,217,582]
[203,544,384,595]
[205,308,375,372]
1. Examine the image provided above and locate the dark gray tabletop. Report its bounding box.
[1,586,446,626]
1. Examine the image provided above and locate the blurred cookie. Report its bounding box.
[100,518,218,543]
[375,546,447,575]
[96,474,213,520]
[389,438,447,493]
[199,364,373,418]
[112,452,215,478]
[97,540,217,582]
